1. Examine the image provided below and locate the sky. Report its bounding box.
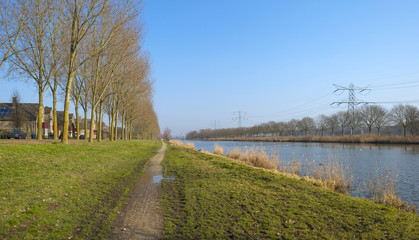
[2,1,419,137]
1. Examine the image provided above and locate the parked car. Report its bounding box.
[79,135,85,139]
[7,130,27,139]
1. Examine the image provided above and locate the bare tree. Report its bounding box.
[0,0,26,68]
[287,119,298,136]
[162,128,171,141]
[390,104,409,137]
[317,114,328,136]
[369,105,388,135]
[359,105,388,135]
[9,0,62,140]
[336,111,349,135]
[298,117,315,136]
[326,114,339,136]
[44,1,64,140]
[347,110,362,135]
[61,0,134,143]
[405,105,419,136]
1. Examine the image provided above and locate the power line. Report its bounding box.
[248,92,334,118]
[372,80,419,89]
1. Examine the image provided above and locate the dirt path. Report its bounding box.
[111,142,167,240]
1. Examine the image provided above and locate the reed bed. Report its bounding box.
[206,135,419,144]
[217,144,415,213]
[222,145,352,193]
[184,142,195,149]
[240,147,277,170]
[365,169,417,213]
[213,144,224,155]
[169,140,184,146]
[169,140,195,150]
[226,147,242,159]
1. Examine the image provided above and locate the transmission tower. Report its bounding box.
[233,111,247,128]
[210,120,218,130]
[331,83,371,113]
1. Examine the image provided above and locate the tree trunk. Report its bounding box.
[62,76,72,144]
[75,105,79,140]
[114,111,119,140]
[84,108,88,140]
[129,120,133,140]
[108,110,112,142]
[52,88,58,140]
[121,111,125,140]
[97,100,103,142]
[37,87,44,140]
[89,106,95,143]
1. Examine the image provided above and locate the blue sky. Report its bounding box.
[2,1,419,137]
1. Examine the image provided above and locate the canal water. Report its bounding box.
[182,140,419,208]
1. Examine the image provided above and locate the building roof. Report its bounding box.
[0,103,38,122]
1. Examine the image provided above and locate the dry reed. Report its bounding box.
[226,147,242,159]
[213,144,224,156]
[169,140,184,146]
[185,142,195,149]
[366,169,417,213]
[225,146,277,170]
[214,143,415,213]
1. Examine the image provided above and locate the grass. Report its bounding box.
[161,145,419,239]
[220,144,414,211]
[0,140,161,239]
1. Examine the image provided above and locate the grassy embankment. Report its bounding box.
[161,145,419,239]
[205,135,419,144]
[0,140,161,239]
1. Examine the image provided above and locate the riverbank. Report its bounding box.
[0,140,161,239]
[199,134,419,144]
[161,145,419,239]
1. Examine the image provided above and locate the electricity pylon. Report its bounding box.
[331,83,371,113]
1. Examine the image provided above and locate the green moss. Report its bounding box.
[161,145,419,239]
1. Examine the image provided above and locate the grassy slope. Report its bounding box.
[162,145,419,239]
[0,140,161,240]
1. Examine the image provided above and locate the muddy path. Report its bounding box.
[111,142,167,240]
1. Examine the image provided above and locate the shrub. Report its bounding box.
[213,144,224,155]
[185,142,195,149]
[226,147,241,159]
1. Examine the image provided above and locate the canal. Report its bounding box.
[182,140,419,208]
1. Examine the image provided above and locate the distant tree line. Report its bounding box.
[186,104,419,140]
[0,0,160,143]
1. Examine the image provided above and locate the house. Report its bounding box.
[57,111,76,138]
[0,97,38,137]
[42,107,53,138]
[0,97,75,138]
[78,118,108,139]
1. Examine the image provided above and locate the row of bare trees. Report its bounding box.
[1,0,160,143]
[186,104,419,139]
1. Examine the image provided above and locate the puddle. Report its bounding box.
[153,174,175,183]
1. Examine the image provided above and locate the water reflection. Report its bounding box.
[153,174,175,183]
